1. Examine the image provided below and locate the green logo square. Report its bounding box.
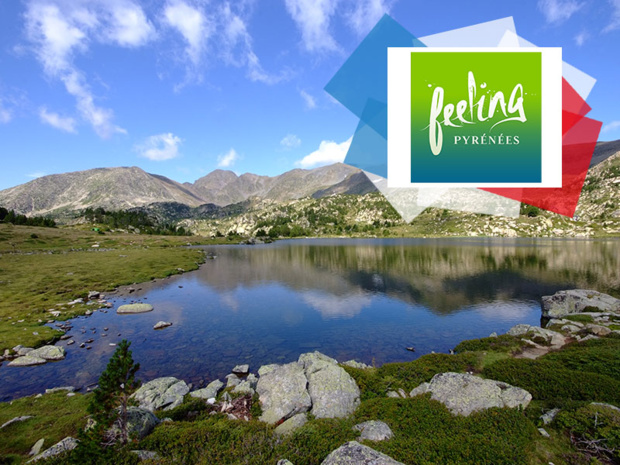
[410,51,542,183]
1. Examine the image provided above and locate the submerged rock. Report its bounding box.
[117,303,153,314]
[542,290,620,318]
[321,441,404,465]
[131,377,189,411]
[409,372,532,416]
[153,321,172,330]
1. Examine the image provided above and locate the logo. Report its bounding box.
[388,47,563,188]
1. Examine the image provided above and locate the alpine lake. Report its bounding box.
[1,237,619,400]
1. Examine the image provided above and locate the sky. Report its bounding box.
[0,0,619,190]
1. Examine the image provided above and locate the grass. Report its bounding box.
[0,391,89,462]
[0,224,220,351]
[4,334,620,464]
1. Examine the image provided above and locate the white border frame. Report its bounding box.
[387,47,563,188]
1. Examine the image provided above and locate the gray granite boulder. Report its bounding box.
[130,450,160,461]
[353,420,393,441]
[299,352,360,419]
[117,303,153,314]
[256,362,311,424]
[131,377,189,411]
[342,360,371,369]
[232,364,250,375]
[321,441,404,465]
[233,374,258,396]
[507,324,565,346]
[190,379,224,400]
[542,290,620,318]
[8,355,47,367]
[274,413,308,436]
[28,437,78,463]
[108,407,159,440]
[409,372,531,416]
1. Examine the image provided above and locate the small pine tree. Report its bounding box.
[90,339,141,445]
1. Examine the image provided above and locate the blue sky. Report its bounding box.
[0,0,619,190]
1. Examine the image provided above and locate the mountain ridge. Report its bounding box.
[0,163,373,217]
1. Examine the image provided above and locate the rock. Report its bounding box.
[561,324,582,333]
[117,303,154,314]
[274,413,308,436]
[542,290,620,318]
[31,345,66,361]
[131,450,160,461]
[88,291,100,300]
[321,441,405,465]
[233,379,256,396]
[507,324,565,346]
[28,437,78,463]
[299,352,360,419]
[540,408,560,425]
[226,374,241,389]
[277,461,294,465]
[409,382,430,397]
[232,364,250,375]
[131,377,189,411]
[386,391,401,398]
[409,373,532,416]
[153,321,172,330]
[15,346,34,356]
[586,324,612,336]
[8,355,47,367]
[45,386,75,394]
[342,360,371,369]
[591,402,620,412]
[353,420,394,441]
[109,407,159,440]
[190,379,224,400]
[29,439,44,456]
[1,416,34,429]
[489,332,498,338]
[256,362,311,425]
[538,427,550,438]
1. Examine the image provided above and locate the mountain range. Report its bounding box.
[1,139,618,220]
[0,163,376,218]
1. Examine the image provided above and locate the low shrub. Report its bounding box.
[455,334,527,354]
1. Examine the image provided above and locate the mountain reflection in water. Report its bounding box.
[1,238,618,400]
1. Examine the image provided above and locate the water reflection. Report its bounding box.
[1,238,618,400]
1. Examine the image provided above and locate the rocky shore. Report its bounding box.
[2,288,620,464]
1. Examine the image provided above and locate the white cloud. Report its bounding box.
[284,0,340,53]
[603,0,620,32]
[281,134,301,149]
[39,107,77,133]
[217,148,239,168]
[602,120,620,133]
[27,171,47,179]
[574,30,588,46]
[136,133,182,161]
[345,0,392,36]
[300,90,317,109]
[295,136,352,168]
[104,0,156,47]
[163,1,211,66]
[537,0,584,24]
[23,0,148,137]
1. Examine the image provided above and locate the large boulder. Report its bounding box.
[542,290,620,318]
[117,303,153,314]
[321,441,404,465]
[410,372,531,416]
[300,352,360,419]
[274,413,308,436]
[109,407,159,440]
[256,362,311,424]
[131,377,189,411]
[30,345,66,360]
[8,355,47,367]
